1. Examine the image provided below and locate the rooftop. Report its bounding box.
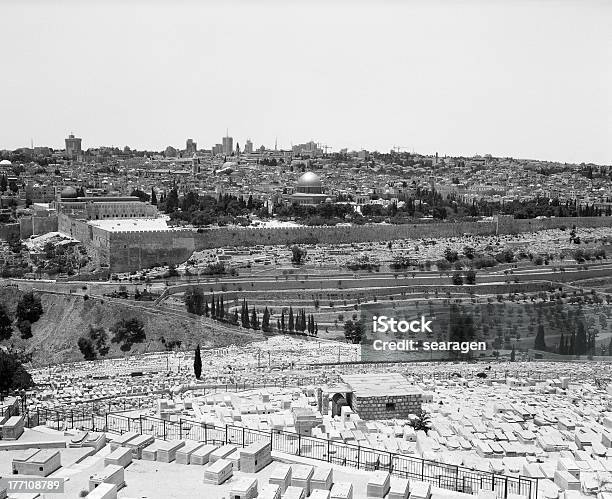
[341,373,423,398]
[88,218,170,232]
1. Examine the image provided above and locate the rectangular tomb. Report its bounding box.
[240,440,272,473]
[175,440,205,465]
[330,482,353,499]
[86,482,117,499]
[283,486,306,499]
[12,448,61,477]
[156,439,185,463]
[141,442,161,461]
[311,467,333,491]
[269,462,292,493]
[203,458,233,485]
[89,464,125,492]
[310,491,331,499]
[210,444,237,463]
[229,477,258,499]
[1,416,25,440]
[125,434,155,459]
[388,477,410,499]
[259,483,281,499]
[110,431,138,451]
[190,444,217,465]
[291,464,314,497]
[367,471,391,498]
[104,446,132,468]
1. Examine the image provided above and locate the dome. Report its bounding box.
[60,186,78,198]
[297,171,322,188]
[0,159,12,166]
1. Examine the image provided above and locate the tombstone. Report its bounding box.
[240,440,272,473]
[210,443,237,463]
[229,477,258,499]
[156,440,185,463]
[310,490,331,499]
[388,477,410,499]
[175,440,205,464]
[269,463,292,493]
[12,449,61,477]
[141,442,161,461]
[104,446,132,468]
[85,483,117,499]
[110,431,139,451]
[84,432,107,452]
[367,471,391,498]
[283,486,306,499]
[409,480,431,499]
[190,444,217,465]
[554,470,580,491]
[259,484,281,499]
[1,416,25,440]
[125,434,154,459]
[291,464,314,496]
[311,467,333,491]
[203,458,233,485]
[330,482,353,499]
[89,464,125,492]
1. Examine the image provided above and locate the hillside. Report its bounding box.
[0,288,265,366]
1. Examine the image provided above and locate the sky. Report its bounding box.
[2,0,611,164]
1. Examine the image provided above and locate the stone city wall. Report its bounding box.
[19,215,58,239]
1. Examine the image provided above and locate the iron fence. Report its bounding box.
[24,408,537,499]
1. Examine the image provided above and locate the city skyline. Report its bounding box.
[2,0,610,165]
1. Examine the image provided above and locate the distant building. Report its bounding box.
[222,135,233,156]
[186,139,197,155]
[55,187,157,220]
[164,146,178,158]
[212,144,223,156]
[65,133,82,160]
[244,139,253,154]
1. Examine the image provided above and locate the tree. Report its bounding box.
[165,187,179,213]
[17,320,32,339]
[250,308,260,330]
[0,350,34,392]
[408,408,431,434]
[262,307,271,332]
[0,175,6,193]
[465,270,476,285]
[110,317,146,351]
[184,287,205,315]
[16,291,43,323]
[451,272,464,285]
[151,188,158,205]
[89,325,109,356]
[534,324,547,351]
[291,245,307,265]
[0,303,13,340]
[288,307,295,332]
[77,336,97,360]
[510,344,516,362]
[575,321,587,356]
[608,336,612,356]
[194,344,202,380]
[344,319,364,344]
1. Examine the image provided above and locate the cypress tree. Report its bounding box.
[288,307,294,333]
[250,308,259,330]
[534,324,547,351]
[211,293,216,317]
[193,344,202,380]
[262,307,270,332]
[280,311,286,332]
[219,296,224,320]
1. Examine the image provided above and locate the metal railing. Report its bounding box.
[25,407,537,499]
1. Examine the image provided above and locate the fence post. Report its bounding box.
[179,419,183,440]
[139,415,143,435]
[242,427,245,447]
[389,452,393,473]
[455,466,459,492]
[163,419,167,440]
[70,410,74,429]
[127,417,131,433]
[504,476,508,498]
[298,434,301,456]
[327,440,331,463]
[91,413,95,430]
[225,425,228,444]
[105,413,108,432]
[420,457,424,480]
[56,411,60,431]
[357,446,360,470]
[204,424,207,443]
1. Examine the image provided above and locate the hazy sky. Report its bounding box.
[2,0,611,164]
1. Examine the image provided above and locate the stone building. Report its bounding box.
[337,373,423,420]
[289,172,333,205]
